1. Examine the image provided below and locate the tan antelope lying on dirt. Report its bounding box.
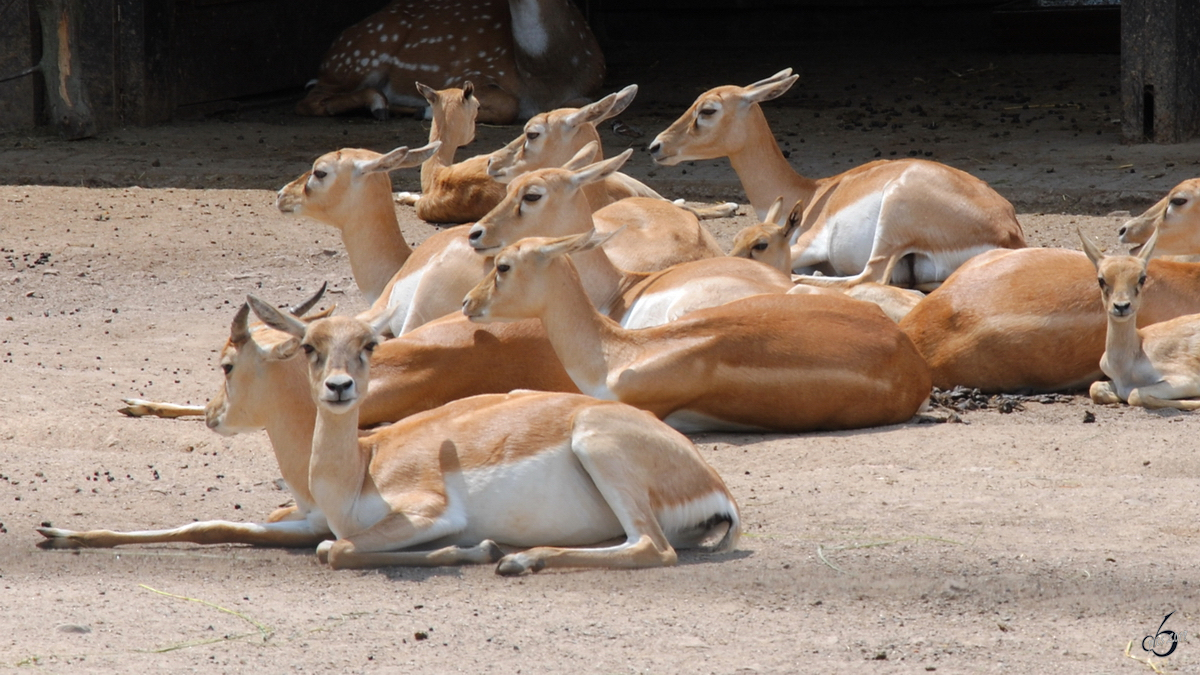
[648,69,1025,290]
[392,82,509,224]
[122,287,579,426]
[728,197,925,322]
[296,0,605,124]
[462,231,932,433]
[275,142,467,306]
[1081,230,1200,409]
[468,150,790,328]
[277,144,490,334]
[50,299,735,573]
[1118,178,1200,258]
[898,246,1200,393]
[396,84,667,223]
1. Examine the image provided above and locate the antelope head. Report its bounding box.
[247,295,382,415]
[1081,228,1159,322]
[1118,178,1200,256]
[418,81,479,150]
[205,285,330,434]
[648,69,798,166]
[487,84,637,183]
[468,148,631,252]
[728,196,802,274]
[462,230,615,322]
[275,143,441,227]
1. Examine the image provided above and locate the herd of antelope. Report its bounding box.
[36,65,1200,576]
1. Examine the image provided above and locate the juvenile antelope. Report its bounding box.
[463,231,932,433]
[468,150,791,328]
[393,82,508,224]
[649,69,1025,289]
[296,0,605,124]
[1081,231,1200,409]
[1118,178,1200,257]
[728,197,925,322]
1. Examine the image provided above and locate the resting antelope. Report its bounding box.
[395,84,663,223]
[123,287,580,425]
[728,197,925,322]
[1118,178,1200,257]
[486,91,737,219]
[462,231,932,433]
[468,149,792,328]
[296,0,605,124]
[392,82,509,224]
[1081,230,1200,409]
[648,69,1025,290]
[898,243,1200,393]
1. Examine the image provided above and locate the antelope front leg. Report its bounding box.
[118,398,205,419]
[495,534,677,576]
[322,539,504,569]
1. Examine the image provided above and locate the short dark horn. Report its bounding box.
[288,282,328,316]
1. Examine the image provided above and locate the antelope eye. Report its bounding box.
[221,363,233,375]
[1138,275,1147,286]
[364,341,378,353]
[522,193,542,203]
[1170,197,1188,207]
[1097,278,1107,289]
[312,170,327,180]
[496,263,510,273]
[302,343,315,355]
[699,108,717,117]
[752,242,769,251]
[526,131,540,141]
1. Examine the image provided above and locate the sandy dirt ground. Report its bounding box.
[3,48,1200,673]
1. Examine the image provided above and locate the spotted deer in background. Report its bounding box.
[297,0,605,124]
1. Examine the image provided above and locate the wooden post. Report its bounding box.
[35,0,96,139]
[1121,0,1200,143]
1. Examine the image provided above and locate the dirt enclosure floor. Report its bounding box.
[4,44,1200,673]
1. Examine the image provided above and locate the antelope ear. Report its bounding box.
[1139,226,1160,264]
[247,294,307,339]
[564,84,638,126]
[486,135,525,182]
[783,199,806,240]
[562,141,601,171]
[416,82,439,105]
[357,142,441,174]
[229,303,251,345]
[746,68,793,89]
[536,229,620,259]
[741,72,799,106]
[1077,229,1105,268]
[567,149,632,188]
[268,338,301,361]
[462,81,474,100]
[764,196,786,227]
[599,84,639,121]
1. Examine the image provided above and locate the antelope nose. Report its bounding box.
[468,225,484,243]
[1118,225,1127,237]
[647,140,662,155]
[325,376,353,397]
[1113,301,1132,315]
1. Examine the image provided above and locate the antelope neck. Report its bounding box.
[726,105,819,219]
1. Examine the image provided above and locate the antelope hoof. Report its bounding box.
[316,540,334,564]
[496,553,545,576]
[36,527,82,549]
[479,540,504,563]
[371,106,389,121]
[118,398,155,417]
